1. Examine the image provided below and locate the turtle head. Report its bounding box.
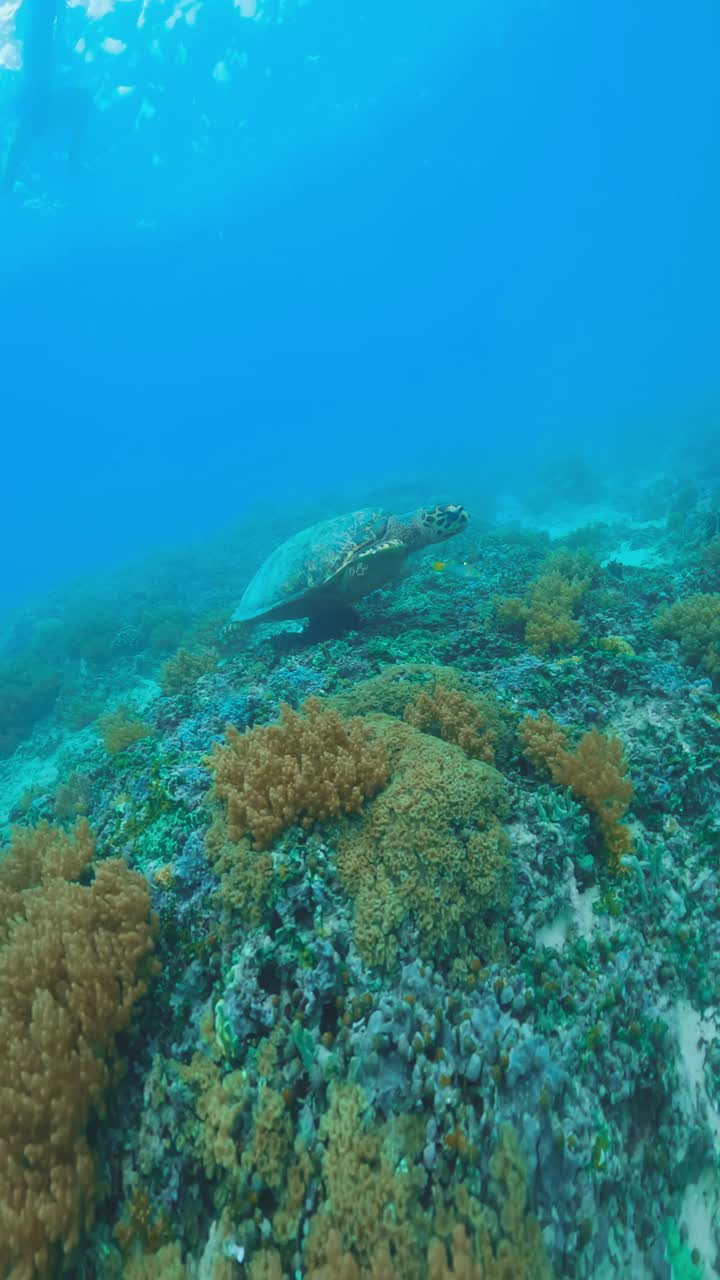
[417,503,469,545]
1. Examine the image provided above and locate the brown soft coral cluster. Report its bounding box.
[493,551,594,655]
[338,719,510,968]
[205,823,274,931]
[304,1084,423,1276]
[403,683,506,764]
[209,697,390,849]
[0,820,156,1279]
[170,1068,552,1280]
[301,1095,551,1280]
[178,1053,246,1184]
[519,712,634,870]
[654,592,720,681]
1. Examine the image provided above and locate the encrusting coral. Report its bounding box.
[338,718,511,967]
[0,820,157,1280]
[208,697,390,849]
[519,712,634,869]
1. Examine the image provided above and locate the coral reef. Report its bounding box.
[3,482,720,1279]
[99,703,154,755]
[403,681,507,763]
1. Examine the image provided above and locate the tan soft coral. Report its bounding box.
[523,571,586,653]
[493,551,594,656]
[0,820,156,1279]
[305,1101,552,1280]
[403,683,506,764]
[242,1085,293,1191]
[304,1084,423,1278]
[98,704,153,755]
[179,1054,246,1184]
[519,713,634,870]
[205,819,274,930]
[209,697,390,849]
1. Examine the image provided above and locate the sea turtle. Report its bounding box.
[229,503,469,627]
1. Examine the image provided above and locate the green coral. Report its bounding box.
[98,704,153,756]
[337,717,510,968]
[0,655,62,757]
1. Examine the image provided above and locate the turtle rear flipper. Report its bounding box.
[219,619,244,644]
[305,604,362,641]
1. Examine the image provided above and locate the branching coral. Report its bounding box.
[208,697,390,849]
[654,593,720,681]
[519,713,634,869]
[0,820,157,1279]
[337,719,510,967]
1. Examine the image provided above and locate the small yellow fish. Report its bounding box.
[432,561,446,572]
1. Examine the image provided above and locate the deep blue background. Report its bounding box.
[1,0,718,605]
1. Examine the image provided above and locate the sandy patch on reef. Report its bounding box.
[668,999,720,1270]
[535,869,600,950]
[0,677,159,837]
[0,733,72,835]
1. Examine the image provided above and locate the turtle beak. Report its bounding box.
[445,504,468,530]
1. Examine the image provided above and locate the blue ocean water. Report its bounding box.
[1,0,718,605]
[1,3,720,1278]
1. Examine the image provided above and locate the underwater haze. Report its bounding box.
[0,0,718,604]
[1,2,720,1279]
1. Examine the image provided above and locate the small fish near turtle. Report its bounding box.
[225,503,469,638]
